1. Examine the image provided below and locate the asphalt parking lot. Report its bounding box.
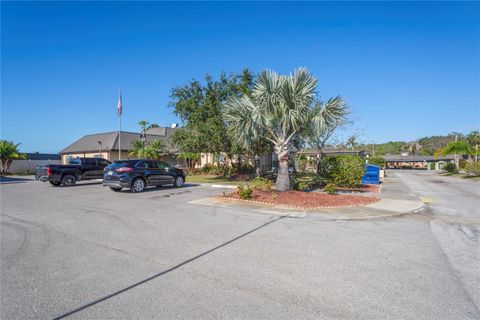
[1,172,479,319]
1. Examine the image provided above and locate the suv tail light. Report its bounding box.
[46,167,52,176]
[116,167,133,173]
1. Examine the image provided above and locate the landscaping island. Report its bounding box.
[219,189,379,209]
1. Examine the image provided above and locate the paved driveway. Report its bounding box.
[1,173,479,319]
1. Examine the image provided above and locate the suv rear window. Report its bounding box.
[97,159,111,166]
[111,160,135,168]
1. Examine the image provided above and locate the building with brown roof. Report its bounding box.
[59,127,178,164]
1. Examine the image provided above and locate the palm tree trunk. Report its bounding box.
[5,159,13,174]
[275,142,291,191]
[276,159,290,191]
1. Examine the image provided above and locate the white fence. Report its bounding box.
[6,160,61,174]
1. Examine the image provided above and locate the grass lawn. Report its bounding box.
[438,172,480,182]
[186,174,251,185]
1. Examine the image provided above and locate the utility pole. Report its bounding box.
[454,133,458,169]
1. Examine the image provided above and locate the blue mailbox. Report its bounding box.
[362,164,380,184]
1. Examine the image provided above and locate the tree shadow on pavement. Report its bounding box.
[0,176,33,184]
[53,214,288,320]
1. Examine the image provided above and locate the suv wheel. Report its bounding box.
[174,176,184,188]
[131,178,146,193]
[61,175,76,186]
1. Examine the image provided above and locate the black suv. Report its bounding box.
[102,159,186,192]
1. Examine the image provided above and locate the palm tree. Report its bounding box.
[138,120,150,132]
[435,141,473,169]
[467,130,480,161]
[0,140,25,174]
[307,96,349,171]
[435,141,473,157]
[128,140,143,159]
[144,140,167,159]
[224,68,321,191]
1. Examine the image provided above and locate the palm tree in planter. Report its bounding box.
[224,68,339,191]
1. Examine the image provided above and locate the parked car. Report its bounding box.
[35,157,111,186]
[102,159,186,192]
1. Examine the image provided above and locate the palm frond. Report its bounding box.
[311,96,349,137]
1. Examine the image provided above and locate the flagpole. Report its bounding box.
[118,88,122,160]
[119,113,122,160]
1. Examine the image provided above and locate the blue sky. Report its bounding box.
[2,1,479,153]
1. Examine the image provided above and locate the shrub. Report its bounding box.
[443,162,457,173]
[318,155,365,188]
[200,163,217,174]
[236,164,255,174]
[459,160,467,170]
[250,176,272,191]
[368,157,385,168]
[465,162,480,176]
[295,155,308,172]
[237,185,253,200]
[185,167,202,175]
[219,165,234,177]
[324,183,337,195]
[317,156,337,181]
[293,180,310,191]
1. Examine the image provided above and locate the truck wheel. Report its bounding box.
[49,181,61,187]
[61,175,76,186]
[109,187,122,192]
[174,176,184,188]
[131,178,145,193]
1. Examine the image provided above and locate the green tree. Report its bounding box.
[170,69,256,163]
[224,68,335,191]
[177,152,200,170]
[0,140,26,174]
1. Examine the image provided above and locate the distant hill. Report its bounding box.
[361,132,469,156]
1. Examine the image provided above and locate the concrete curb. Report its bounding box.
[188,196,417,221]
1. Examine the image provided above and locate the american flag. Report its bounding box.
[117,93,122,117]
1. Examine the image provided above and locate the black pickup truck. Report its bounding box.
[35,157,111,186]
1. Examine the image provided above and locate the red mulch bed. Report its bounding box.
[222,190,379,209]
